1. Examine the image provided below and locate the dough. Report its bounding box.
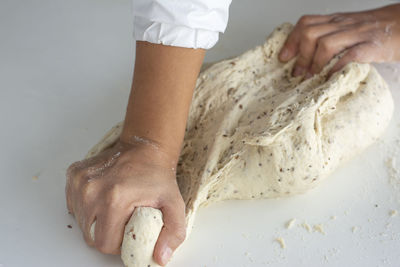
[87,23,393,266]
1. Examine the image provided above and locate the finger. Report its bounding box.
[94,207,131,255]
[79,181,99,247]
[65,182,74,215]
[66,161,83,178]
[292,23,344,76]
[71,190,86,230]
[66,158,109,216]
[153,200,186,266]
[297,14,336,25]
[279,27,300,62]
[309,29,367,75]
[279,14,334,62]
[82,212,97,247]
[68,153,112,181]
[73,177,98,230]
[328,42,377,76]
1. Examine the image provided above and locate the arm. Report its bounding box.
[279,3,400,78]
[121,41,205,161]
[121,41,206,262]
[66,0,231,265]
[66,43,205,266]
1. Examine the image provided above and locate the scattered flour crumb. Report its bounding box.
[32,175,38,181]
[386,157,400,185]
[244,252,254,262]
[275,237,286,249]
[351,226,359,233]
[301,222,312,232]
[324,255,329,262]
[313,224,326,235]
[389,210,398,217]
[286,218,296,229]
[330,215,337,220]
[386,157,398,170]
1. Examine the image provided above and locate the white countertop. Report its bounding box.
[1,0,399,266]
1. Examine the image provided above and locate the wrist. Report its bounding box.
[117,137,180,171]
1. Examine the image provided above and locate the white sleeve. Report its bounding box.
[132,0,232,49]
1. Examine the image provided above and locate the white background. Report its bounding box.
[1,0,400,266]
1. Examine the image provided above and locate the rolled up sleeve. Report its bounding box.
[132,0,232,49]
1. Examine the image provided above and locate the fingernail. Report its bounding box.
[161,246,173,265]
[280,49,290,61]
[293,66,306,77]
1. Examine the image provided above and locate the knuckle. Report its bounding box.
[68,170,89,191]
[299,36,313,49]
[67,161,85,178]
[67,162,87,189]
[176,198,186,211]
[71,175,82,190]
[317,38,332,53]
[80,182,95,202]
[66,162,79,175]
[298,15,311,26]
[105,184,124,206]
[167,191,185,210]
[302,27,316,41]
[174,227,187,243]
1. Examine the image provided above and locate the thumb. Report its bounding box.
[153,200,186,266]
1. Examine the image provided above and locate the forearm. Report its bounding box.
[120,42,205,166]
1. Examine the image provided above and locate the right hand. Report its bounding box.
[65,140,186,266]
[279,3,400,78]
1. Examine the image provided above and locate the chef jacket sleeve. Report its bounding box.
[132,0,232,49]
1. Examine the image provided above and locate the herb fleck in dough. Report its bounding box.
[87,23,394,267]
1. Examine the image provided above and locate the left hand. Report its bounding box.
[65,140,186,265]
[279,4,400,78]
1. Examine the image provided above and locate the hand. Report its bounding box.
[65,140,186,266]
[279,4,400,78]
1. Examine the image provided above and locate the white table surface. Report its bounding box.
[1,0,400,266]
